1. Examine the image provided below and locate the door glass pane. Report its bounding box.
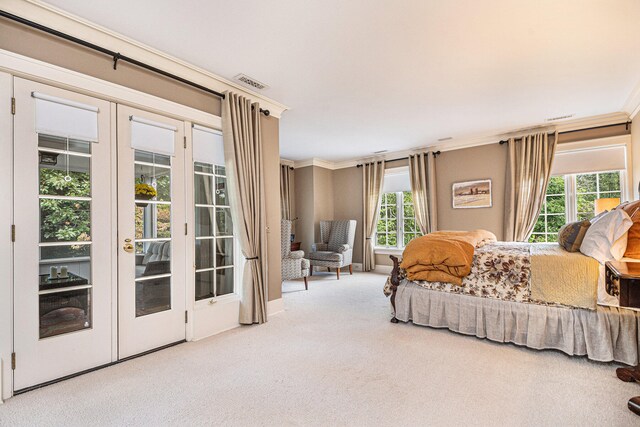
[216,268,234,297]
[38,134,92,338]
[195,271,215,300]
[194,154,234,301]
[134,150,172,316]
[216,238,234,267]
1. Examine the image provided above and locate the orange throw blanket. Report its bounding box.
[400,230,497,285]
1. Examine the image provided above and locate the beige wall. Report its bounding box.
[632,121,640,200]
[294,166,315,254]
[0,18,282,301]
[436,143,508,239]
[312,166,335,242]
[333,166,364,263]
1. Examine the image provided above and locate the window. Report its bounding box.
[529,171,623,243]
[192,125,235,301]
[376,191,421,249]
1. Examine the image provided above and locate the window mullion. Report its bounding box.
[397,192,403,249]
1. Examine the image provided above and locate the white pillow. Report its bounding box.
[580,209,632,263]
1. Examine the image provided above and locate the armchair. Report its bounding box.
[308,220,357,279]
[281,219,310,289]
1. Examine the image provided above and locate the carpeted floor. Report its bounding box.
[1,271,639,426]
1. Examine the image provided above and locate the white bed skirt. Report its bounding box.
[394,281,640,365]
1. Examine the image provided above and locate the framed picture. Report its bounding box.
[452,179,492,209]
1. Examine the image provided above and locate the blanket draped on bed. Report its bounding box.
[400,230,497,285]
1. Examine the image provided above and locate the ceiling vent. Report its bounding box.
[234,74,269,90]
[545,114,574,122]
[437,137,453,142]
[373,150,388,154]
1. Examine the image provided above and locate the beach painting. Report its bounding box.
[452,179,492,209]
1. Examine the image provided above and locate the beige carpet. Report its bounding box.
[1,271,639,426]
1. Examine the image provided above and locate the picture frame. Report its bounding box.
[452,179,492,209]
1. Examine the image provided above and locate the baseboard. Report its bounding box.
[374,265,393,274]
[268,298,284,317]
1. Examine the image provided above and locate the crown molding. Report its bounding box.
[279,158,294,167]
[291,111,632,171]
[623,78,640,120]
[3,0,289,117]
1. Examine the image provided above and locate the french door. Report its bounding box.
[13,78,114,390]
[116,105,186,359]
[12,79,188,391]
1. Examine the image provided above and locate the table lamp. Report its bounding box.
[594,197,620,215]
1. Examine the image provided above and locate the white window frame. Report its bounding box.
[375,190,420,251]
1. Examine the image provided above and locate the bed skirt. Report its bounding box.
[394,281,640,365]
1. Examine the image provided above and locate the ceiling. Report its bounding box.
[43,0,640,162]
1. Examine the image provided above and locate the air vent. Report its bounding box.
[373,150,388,154]
[234,74,269,90]
[545,114,574,122]
[437,137,453,142]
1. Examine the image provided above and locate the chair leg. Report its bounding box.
[303,276,308,290]
[310,265,313,276]
[349,264,353,275]
[337,267,340,280]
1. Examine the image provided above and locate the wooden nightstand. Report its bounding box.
[605,261,640,309]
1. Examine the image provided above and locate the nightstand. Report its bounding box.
[605,261,640,309]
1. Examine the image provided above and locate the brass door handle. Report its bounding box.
[123,238,133,253]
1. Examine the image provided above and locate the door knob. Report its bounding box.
[123,238,134,253]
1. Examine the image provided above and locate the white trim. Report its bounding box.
[374,248,403,256]
[2,0,288,118]
[623,78,640,120]
[268,298,284,317]
[129,115,177,132]
[279,158,295,167]
[0,49,222,128]
[292,112,631,170]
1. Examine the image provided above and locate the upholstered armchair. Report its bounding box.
[308,220,357,279]
[281,219,310,290]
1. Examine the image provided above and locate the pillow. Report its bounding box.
[580,209,633,263]
[616,201,640,258]
[557,220,591,252]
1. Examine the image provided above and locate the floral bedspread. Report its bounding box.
[384,243,532,303]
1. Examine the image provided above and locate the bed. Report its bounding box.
[385,241,640,365]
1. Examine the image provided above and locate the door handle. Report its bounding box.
[123,238,134,253]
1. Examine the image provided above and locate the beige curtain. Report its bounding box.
[408,152,438,234]
[362,160,385,271]
[280,164,293,220]
[504,132,557,242]
[222,92,268,324]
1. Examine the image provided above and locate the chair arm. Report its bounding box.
[311,242,328,252]
[336,244,350,253]
[289,250,305,259]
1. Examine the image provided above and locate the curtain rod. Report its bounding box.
[356,151,441,168]
[0,10,271,116]
[498,121,630,145]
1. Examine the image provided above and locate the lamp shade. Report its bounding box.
[594,198,620,215]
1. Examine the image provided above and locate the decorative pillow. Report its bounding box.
[580,209,633,263]
[557,220,591,252]
[616,201,640,259]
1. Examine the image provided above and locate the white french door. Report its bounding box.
[12,78,114,390]
[116,105,186,358]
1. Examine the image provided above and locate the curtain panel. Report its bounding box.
[362,160,385,271]
[504,132,557,242]
[408,152,438,234]
[280,164,293,220]
[222,92,268,324]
